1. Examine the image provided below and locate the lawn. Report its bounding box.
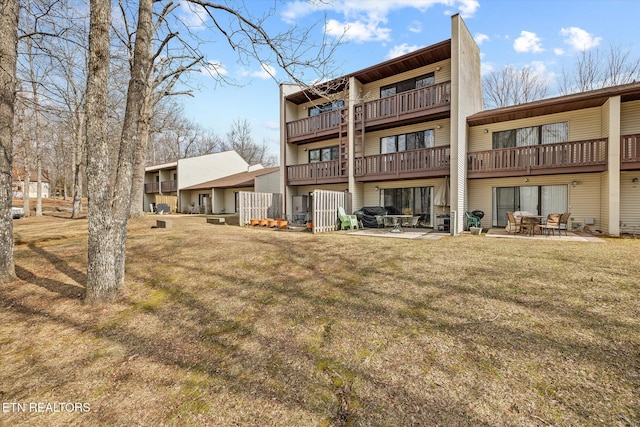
[1,214,639,426]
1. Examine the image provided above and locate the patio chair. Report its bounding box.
[384,216,397,228]
[337,206,359,230]
[375,215,386,229]
[540,213,561,237]
[409,216,420,228]
[558,212,571,236]
[465,211,481,231]
[506,212,520,235]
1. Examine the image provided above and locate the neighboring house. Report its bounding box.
[12,169,51,198]
[144,151,259,213]
[182,166,280,214]
[278,13,640,236]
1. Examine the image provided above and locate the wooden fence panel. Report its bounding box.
[312,190,352,234]
[238,192,283,226]
[154,195,178,213]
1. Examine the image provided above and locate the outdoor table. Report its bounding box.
[521,215,545,236]
[387,215,413,233]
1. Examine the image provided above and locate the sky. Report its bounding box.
[174,0,640,162]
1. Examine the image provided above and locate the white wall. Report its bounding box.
[255,171,280,193]
[177,151,249,189]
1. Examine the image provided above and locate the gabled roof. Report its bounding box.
[285,39,451,105]
[468,81,640,126]
[183,167,279,190]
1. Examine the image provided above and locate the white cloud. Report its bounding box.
[560,27,602,51]
[386,43,421,59]
[250,63,276,80]
[474,32,489,45]
[554,47,565,56]
[481,62,495,76]
[282,1,480,42]
[178,1,207,29]
[200,60,227,77]
[408,20,422,34]
[325,18,391,43]
[514,31,544,53]
[264,121,279,131]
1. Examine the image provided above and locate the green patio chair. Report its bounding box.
[337,206,359,230]
[465,211,481,231]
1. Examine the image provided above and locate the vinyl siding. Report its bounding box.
[620,172,640,231]
[467,173,603,231]
[359,60,451,101]
[361,178,449,216]
[468,107,604,152]
[362,120,450,156]
[621,99,640,135]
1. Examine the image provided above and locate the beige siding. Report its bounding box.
[467,173,603,230]
[620,172,640,231]
[292,91,349,120]
[362,120,450,156]
[468,107,604,152]
[600,171,609,233]
[621,100,640,135]
[360,60,451,101]
[361,178,449,223]
[292,138,341,164]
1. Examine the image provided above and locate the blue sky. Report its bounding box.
[176,0,640,162]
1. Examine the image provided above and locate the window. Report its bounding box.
[308,100,345,117]
[492,185,568,227]
[309,145,339,163]
[382,187,432,225]
[492,122,568,149]
[380,130,435,154]
[380,73,435,98]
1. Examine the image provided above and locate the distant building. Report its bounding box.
[12,169,50,198]
[144,151,281,213]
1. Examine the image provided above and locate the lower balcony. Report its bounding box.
[287,160,348,185]
[467,139,608,178]
[354,146,450,182]
[621,134,640,170]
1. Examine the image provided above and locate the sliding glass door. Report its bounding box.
[493,185,567,227]
[381,186,432,226]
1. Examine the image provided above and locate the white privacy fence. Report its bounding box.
[238,192,283,226]
[311,190,352,234]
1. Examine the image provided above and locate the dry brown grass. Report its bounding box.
[1,214,639,426]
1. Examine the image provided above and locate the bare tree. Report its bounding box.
[559,44,640,95]
[0,0,19,282]
[483,65,550,109]
[222,118,275,166]
[84,0,113,303]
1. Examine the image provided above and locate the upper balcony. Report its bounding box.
[354,81,451,131]
[144,182,160,194]
[621,134,640,170]
[286,109,347,144]
[467,138,608,178]
[354,146,450,182]
[160,180,178,193]
[286,160,348,186]
[285,81,451,144]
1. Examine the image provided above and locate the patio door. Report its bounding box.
[493,185,567,227]
[381,186,432,226]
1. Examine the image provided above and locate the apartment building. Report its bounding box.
[278,14,640,236]
[144,150,258,214]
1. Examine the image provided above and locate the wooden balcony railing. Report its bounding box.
[286,108,346,142]
[144,182,160,193]
[354,81,451,128]
[621,134,640,170]
[160,180,177,193]
[467,138,608,178]
[287,160,348,185]
[354,146,450,181]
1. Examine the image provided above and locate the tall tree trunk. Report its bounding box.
[113,0,154,286]
[84,0,114,303]
[129,90,152,219]
[72,110,84,218]
[0,0,18,283]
